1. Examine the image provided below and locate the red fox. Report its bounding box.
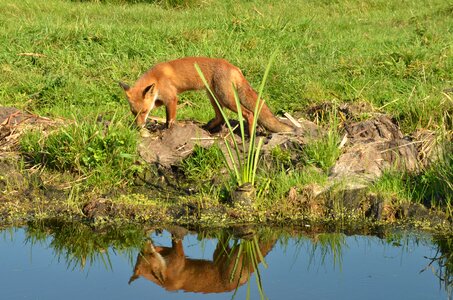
[129,233,276,293]
[119,57,294,134]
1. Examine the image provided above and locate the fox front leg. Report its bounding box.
[165,98,177,129]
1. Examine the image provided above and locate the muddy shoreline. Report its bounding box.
[0,106,451,232]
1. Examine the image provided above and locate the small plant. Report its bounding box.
[269,146,292,168]
[258,166,327,205]
[194,53,278,189]
[302,107,342,172]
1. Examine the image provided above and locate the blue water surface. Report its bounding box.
[0,228,450,300]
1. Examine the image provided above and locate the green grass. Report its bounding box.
[1,0,452,208]
[257,167,327,208]
[20,113,140,188]
[302,108,342,172]
[410,141,453,210]
[370,138,452,214]
[370,170,416,205]
[1,0,452,130]
[180,144,224,182]
[70,0,200,8]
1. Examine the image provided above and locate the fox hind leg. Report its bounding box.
[220,90,255,136]
[203,93,225,132]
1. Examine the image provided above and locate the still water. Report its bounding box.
[1,223,451,300]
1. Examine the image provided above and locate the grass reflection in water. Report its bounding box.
[19,220,452,299]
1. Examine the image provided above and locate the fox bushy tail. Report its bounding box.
[241,84,293,133]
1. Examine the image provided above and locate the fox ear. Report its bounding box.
[142,83,155,97]
[119,81,130,92]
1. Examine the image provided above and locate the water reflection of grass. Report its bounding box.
[198,227,276,299]
[308,233,346,270]
[17,223,453,298]
[427,234,453,297]
[228,236,269,300]
[278,232,346,272]
[25,219,146,270]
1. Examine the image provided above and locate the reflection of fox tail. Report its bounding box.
[239,82,293,133]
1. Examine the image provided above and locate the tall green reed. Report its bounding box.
[194,52,278,188]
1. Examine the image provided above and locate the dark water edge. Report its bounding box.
[1,222,452,300]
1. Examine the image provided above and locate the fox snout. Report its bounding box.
[134,112,148,128]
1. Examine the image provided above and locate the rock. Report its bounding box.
[292,118,322,138]
[261,118,319,164]
[344,114,402,140]
[82,198,111,220]
[286,184,326,217]
[138,122,214,167]
[330,138,419,180]
[322,180,370,217]
[0,107,22,124]
[0,106,64,154]
[365,193,385,220]
[330,115,420,180]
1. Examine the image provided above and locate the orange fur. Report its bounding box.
[129,235,275,293]
[119,57,293,134]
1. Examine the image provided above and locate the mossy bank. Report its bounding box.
[0,0,452,231]
[1,105,451,232]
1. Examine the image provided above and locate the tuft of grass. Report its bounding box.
[257,166,327,208]
[20,114,140,188]
[269,146,293,168]
[410,140,453,211]
[370,170,416,205]
[180,144,225,182]
[302,132,341,172]
[370,137,452,214]
[302,109,342,172]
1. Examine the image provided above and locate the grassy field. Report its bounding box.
[1,0,452,212]
[1,0,452,126]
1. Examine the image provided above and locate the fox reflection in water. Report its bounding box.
[129,229,276,293]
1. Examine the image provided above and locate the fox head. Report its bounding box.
[119,81,158,128]
[129,241,167,286]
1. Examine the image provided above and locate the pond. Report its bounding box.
[1,221,451,300]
